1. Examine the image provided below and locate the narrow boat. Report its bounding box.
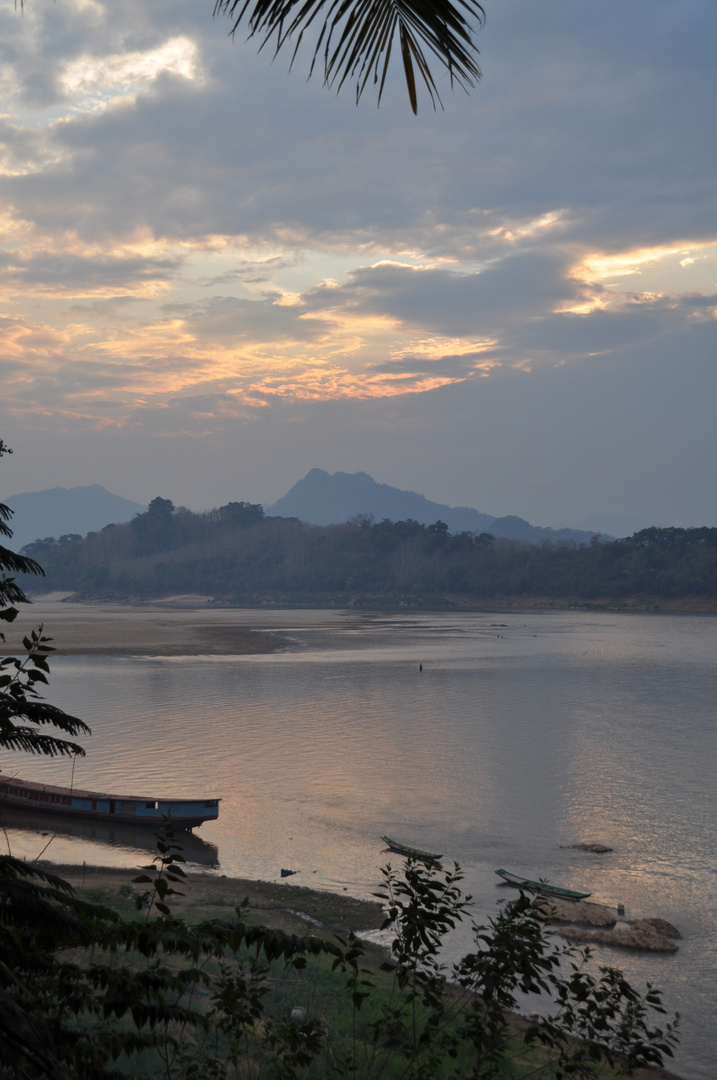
[380,835,443,864]
[495,868,591,901]
[0,773,220,830]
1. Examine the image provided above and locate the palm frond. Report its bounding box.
[0,721,86,756]
[215,0,485,112]
[10,700,91,737]
[0,544,44,577]
[0,502,13,540]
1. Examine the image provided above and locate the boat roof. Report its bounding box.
[0,773,220,804]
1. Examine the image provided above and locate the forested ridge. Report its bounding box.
[19,497,717,607]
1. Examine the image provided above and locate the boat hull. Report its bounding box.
[0,775,220,830]
[494,868,591,901]
[380,835,443,864]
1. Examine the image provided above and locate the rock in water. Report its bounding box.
[566,842,613,853]
[533,898,616,928]
[556,923,679,952]
[630,917,681,940]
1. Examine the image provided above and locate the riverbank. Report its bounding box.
[49,862,385,937]
[46,862,685,1080]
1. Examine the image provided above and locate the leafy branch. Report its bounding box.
[0,626,90,757]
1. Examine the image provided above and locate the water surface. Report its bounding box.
[2,609,714,1078]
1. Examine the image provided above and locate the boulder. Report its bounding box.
[555,923,679,953]
[630,917,681,940]
[533,898,616,928]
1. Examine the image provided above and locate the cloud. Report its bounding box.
[60,36,201,111]
[0,0,715,526]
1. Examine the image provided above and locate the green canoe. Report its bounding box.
[495,868,591,901]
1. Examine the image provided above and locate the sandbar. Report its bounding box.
[12,595,288,657]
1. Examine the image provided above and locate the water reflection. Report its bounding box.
[0,608,715,1078]
[0,806,219,868]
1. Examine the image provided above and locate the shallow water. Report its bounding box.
[2,608,715,1078]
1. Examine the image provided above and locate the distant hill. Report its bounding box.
[2,485,146,549]
[23,508,717,608]
[267,469,603,545]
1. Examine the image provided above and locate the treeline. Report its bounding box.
[20,498,717,604]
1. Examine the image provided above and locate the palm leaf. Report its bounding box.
[0,503,13,540]
[215,0,485,112]
[0,544,43,577]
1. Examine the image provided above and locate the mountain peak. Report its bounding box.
[267,470,494,534]
[266,470,606,545]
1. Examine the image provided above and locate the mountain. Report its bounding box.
[266,469,603,544]
[267,469,495,533]
[2,485,146,550]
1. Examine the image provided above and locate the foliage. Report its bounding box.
[214,501,265,527]
[1,458,99,1075]
[131,497,177,556]
[0,500,43,613]
[0,836,683,1079]
[0,626,89,758]
[1,477,89,758]
[21,505,717,605]
[215,0,486,113]
[328,862,679,1080]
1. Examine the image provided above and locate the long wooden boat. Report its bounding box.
[381,835,443,864]
[0,773,220,830]
[495,868,591,901]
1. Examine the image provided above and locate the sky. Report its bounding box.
[0,0,715,530]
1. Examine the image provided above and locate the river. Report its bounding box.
[1,607,715,1078]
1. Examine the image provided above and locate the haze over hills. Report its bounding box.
[3,473,655,552]
[566,514,665,538]
[267,469,608,544]
[2,485,146,550]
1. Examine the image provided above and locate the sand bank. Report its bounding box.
[14,596,288,656]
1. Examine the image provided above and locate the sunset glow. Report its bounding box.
[0,0,714,526]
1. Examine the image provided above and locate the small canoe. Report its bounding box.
[0,773,220,830]
[381,835,443,864]
[495,868,591,901]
